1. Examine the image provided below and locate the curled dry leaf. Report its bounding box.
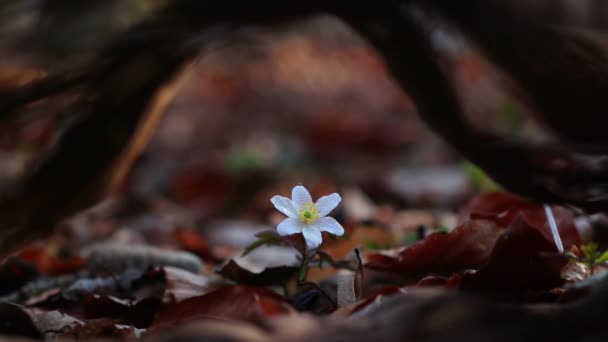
[0,302,83,339]
[217,259,298,286]
[27,308,83,338]
[150,285,294,331]
[365,219,504,276]
[365,192,581,281]
[459,192,581,248]
[219,242,300,286]
[130,266,220,305]
[162,266,217,303]
[461,215,568,295]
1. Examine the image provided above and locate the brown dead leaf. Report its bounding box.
[150,285,294,331]
[365,219,503,275]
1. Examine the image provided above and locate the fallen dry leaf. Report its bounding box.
[459,192,581,248]
[217,259,298,286]
[17,244,84,276]
[150,285,294,331]
[365,219,503,276]
[461,215,567,296]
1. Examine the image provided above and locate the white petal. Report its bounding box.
[302,226,322,250]
[270,196,297,218]
[314,217,344,236]
[291,185,313,209]
[277,218,304,236]
[315,193,341,217]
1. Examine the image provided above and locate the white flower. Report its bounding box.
[270,185,344,250]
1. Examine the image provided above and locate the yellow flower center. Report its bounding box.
[298,203,319,224]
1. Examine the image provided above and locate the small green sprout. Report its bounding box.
[462,161,502,192]
[364,240,381,251]
[498,99,524,132]
[434,225,450,234]
[565,242,608,274]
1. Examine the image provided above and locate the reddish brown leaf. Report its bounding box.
[365,219,503,275]
[17,244,84,276]
[173,228,211,260]
[461,215,567,295]
[365,192,581,279]
[459,192,580,248]
[150,285,294,331]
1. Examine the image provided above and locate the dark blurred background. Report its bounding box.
[0,0,603,238]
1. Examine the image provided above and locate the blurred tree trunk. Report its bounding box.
[1,0,608,256]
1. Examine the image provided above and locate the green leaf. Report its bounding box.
[364,240,381,251]
[498,100,524,132]
[254,230,282,240]
[596,250,608,264]
[462,161,502,192]
[298,264,308,283]
[564,252,579,261]
[435,225,450,234]
[316,251,336,267]
[223,146,266,174]
[402,232,419,246]
[581,242,599,261]
[242,231,284,257]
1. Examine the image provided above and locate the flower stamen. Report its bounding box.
[298,203,319,224]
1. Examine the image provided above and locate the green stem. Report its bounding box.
[297,249,316,284]
[282,281,290,298]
